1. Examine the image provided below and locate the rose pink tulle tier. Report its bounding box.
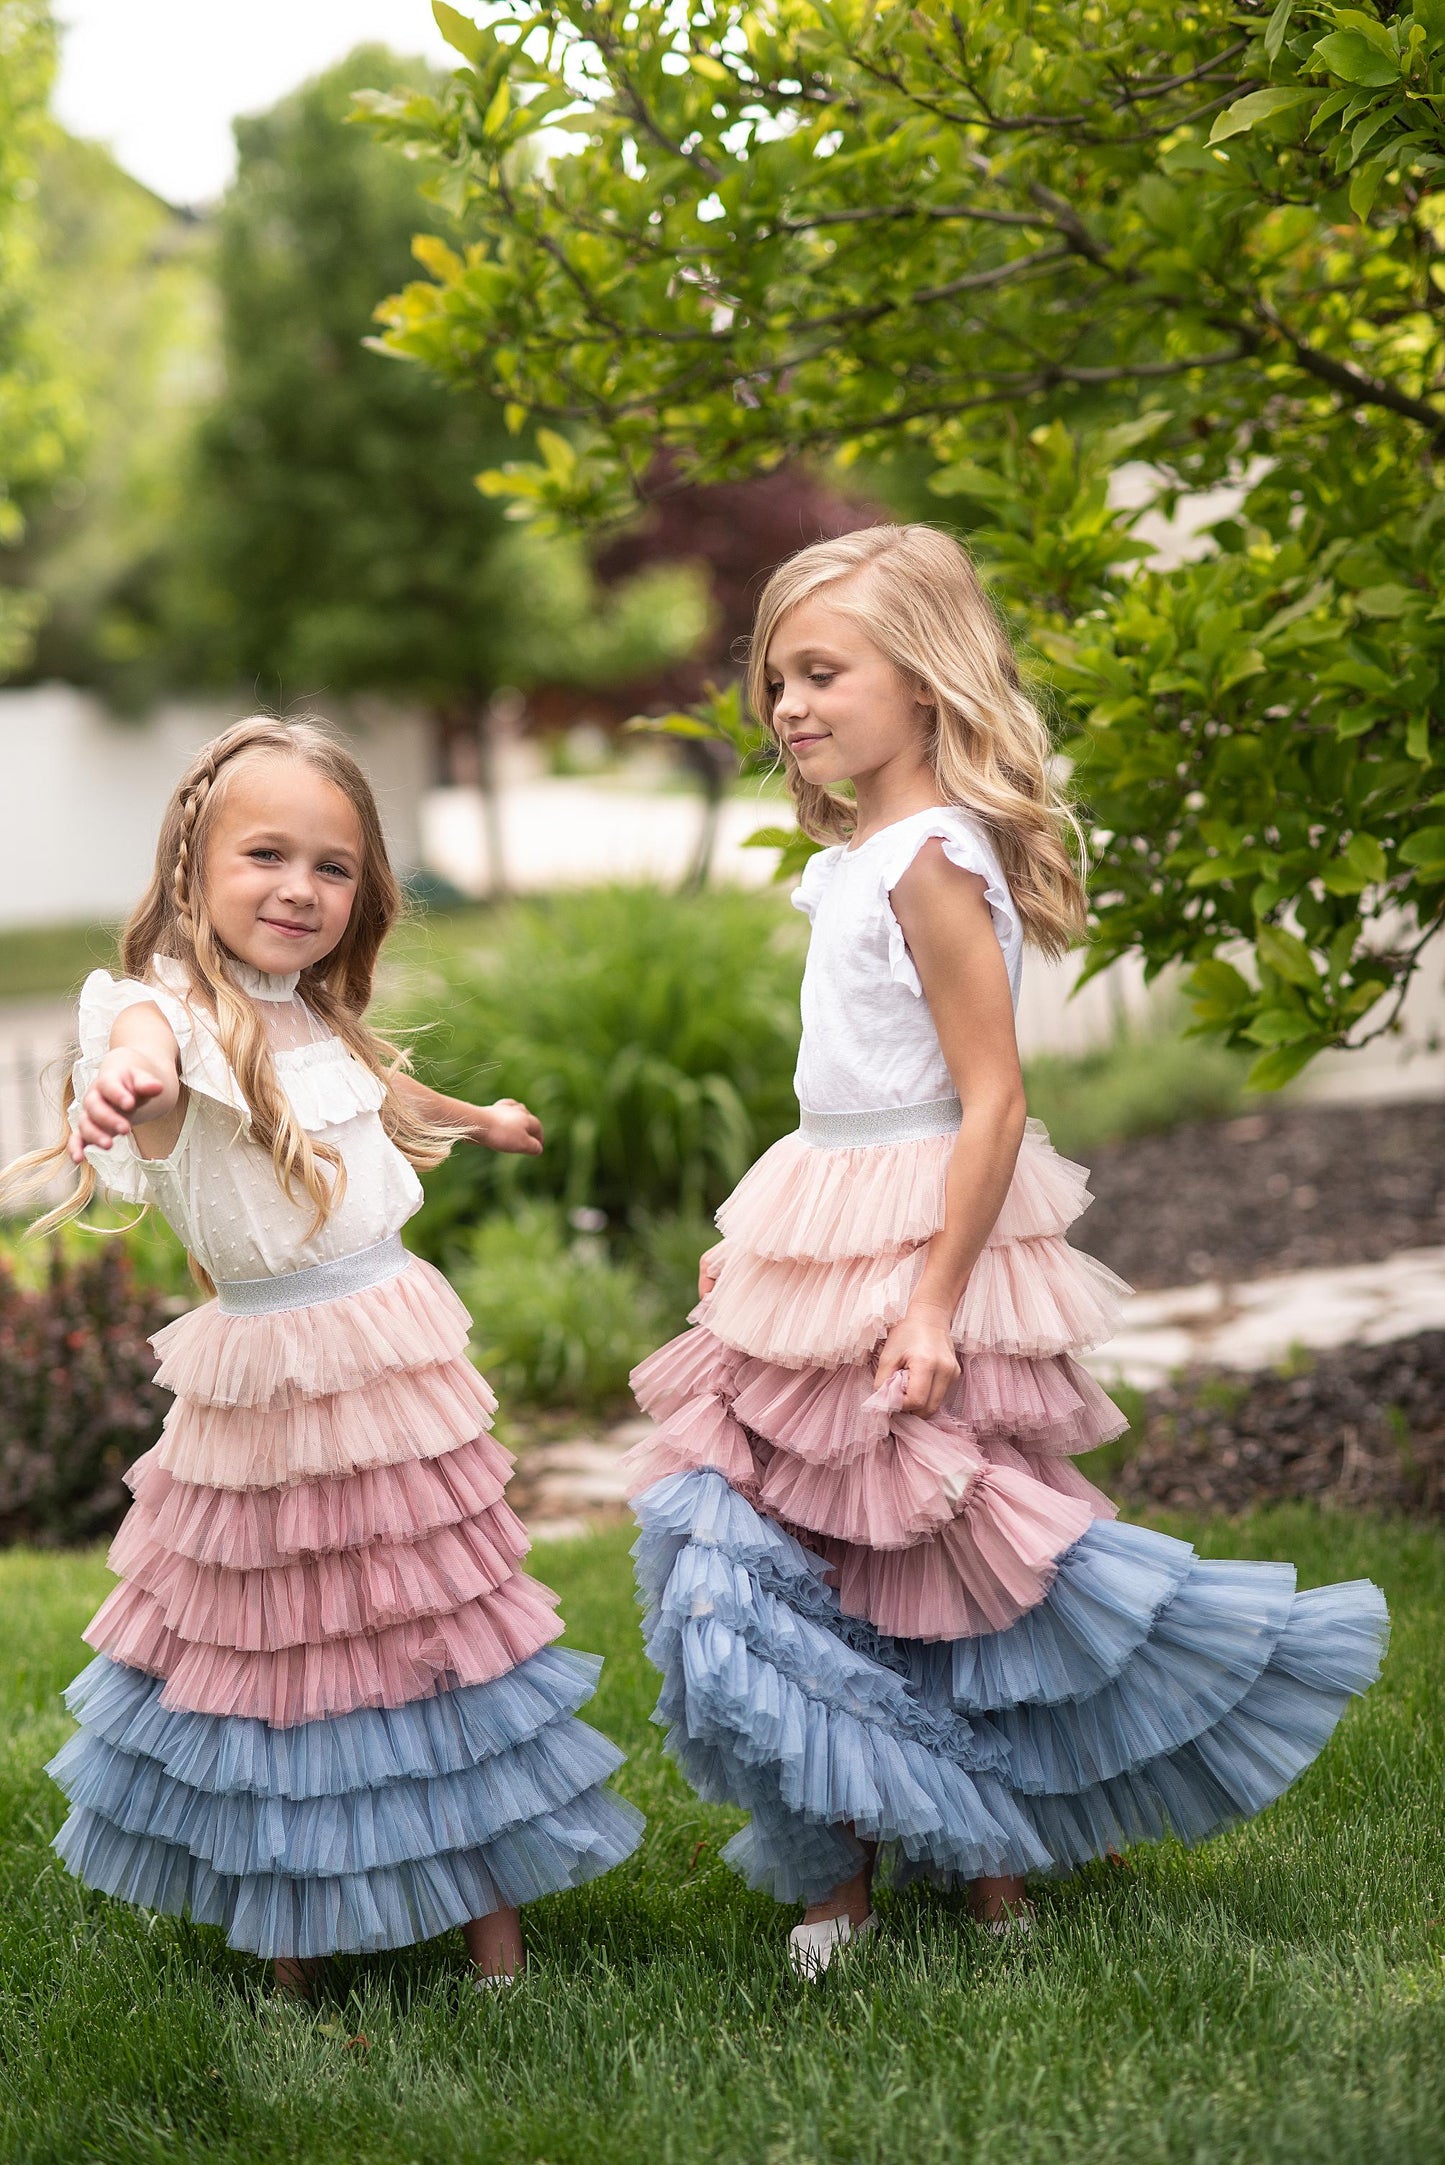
[86,1570,565,1726]
[149,1257,474,1408]
[716,1118,1092,1262]
[108,1499,532,1648]
[153,1357,503,1490]
[621,1354,1109,1638]
[123,1439,512,1568]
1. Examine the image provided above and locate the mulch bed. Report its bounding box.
[1111,1329,1445,1519]
[1075,1097,1445,1290]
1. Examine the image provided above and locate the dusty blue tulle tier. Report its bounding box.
[48,1651,644,1958]
[632,1470,1389,1904]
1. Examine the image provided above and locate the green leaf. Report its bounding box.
[1246,1007,1320,1047]
[1188,958,1253,1004]
[1349,149,1395,219]
[1256,923,1320,987]
[1217,646,1266,692]
[1209,86,1315,142]
[1247,1040,1326,1091]
[1399,824,1445,867]
[926,460,1018,506]
[432,1,489,65]
[1264,0,1295,64]
[1355,583,1414,616]
[1321,829,1387,893]
[1312,30,1400,85]
[1406,713,1431,761]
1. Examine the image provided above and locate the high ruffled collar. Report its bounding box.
[224,957,302,1002]
[150,953,301,1004]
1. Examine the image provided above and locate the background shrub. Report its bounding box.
[1022,1018,1251,1161]
[0,1244,172,1545]
[451,1206,662,1413]
[401,885,805,1261]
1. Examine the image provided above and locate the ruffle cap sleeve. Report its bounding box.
[879,811,1024,1002]
[790,844,843,922]
[69,969,238,1201]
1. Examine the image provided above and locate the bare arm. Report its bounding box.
[874,841,1027,1415]
[391,1070,543,1156]
[68,1001,186,1164]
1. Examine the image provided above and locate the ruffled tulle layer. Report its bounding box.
[154,1356,501,1490]
[54,1786,643,1960]
[633,1469,1388,1902]
[698,1236,1128,1369]
[51,1259,642,1953]
[109,1498,532,1650]
[625,1332,1115,1641]
[124,1438,512,1569]
[88,1568,565,1727]
[716,1118,1092,1263]
[150,1257,474,1409]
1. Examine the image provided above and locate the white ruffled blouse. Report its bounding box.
[791,806,1024,1116]
[72,955,423,1283]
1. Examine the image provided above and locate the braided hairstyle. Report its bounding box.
[3,716,458,1241]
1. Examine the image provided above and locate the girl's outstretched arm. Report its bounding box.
[68,1003,185,1164]
[875,839,1028,1415]
[391,1071,543,1156]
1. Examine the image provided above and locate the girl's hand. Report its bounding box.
[697,1243,725,1300]
[873,1302,960,1417]
[474,1098,544,1156]
[68,1052,169,1161]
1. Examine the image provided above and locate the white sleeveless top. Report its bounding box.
[791,807,1023,1117]
[72,955,423,1283]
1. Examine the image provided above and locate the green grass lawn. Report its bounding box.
[0,1511,1441,2165]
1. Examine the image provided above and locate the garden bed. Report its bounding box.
[1076,1097,1445,1290]
[1110,1330,1445,1520]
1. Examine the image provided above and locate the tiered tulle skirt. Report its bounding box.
[624,1117,1389,1902]
[48,1256,642,1958]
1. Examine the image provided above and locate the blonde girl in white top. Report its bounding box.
[2,717,641,1997]
[622,525,1387,1978]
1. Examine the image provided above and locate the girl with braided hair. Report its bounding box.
[1,716,642,1995]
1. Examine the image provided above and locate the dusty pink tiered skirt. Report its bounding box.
[626,1113,1129,1637]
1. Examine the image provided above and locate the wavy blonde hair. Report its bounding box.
[747,525,1086,956]
[2,717,459,1243]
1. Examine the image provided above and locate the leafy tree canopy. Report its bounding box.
[171,44,703,719]
[0,0,82,676]
[364,0,1445,1085]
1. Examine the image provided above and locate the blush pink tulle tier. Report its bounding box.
[624,1120,1130,1641]
[49,1254,644,1957]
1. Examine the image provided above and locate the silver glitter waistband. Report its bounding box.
[797,1096,963,1149]
[216,1233,409,1316]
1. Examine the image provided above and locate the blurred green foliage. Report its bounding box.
[4,137,214,705]
[401,884,807,1258]
[157,45,703,717]
[0,0,83,676]
[365,0,1445,1086]
[452,1204,659,1411]
[1022,1015,1251,1161]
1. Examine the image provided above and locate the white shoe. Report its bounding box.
[978,1904,1034,1940]
[471,1968,522,1991]
[787,1911,879,1981]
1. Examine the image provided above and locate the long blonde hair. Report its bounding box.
[747,525,1086,955]
[2,717,458,1241]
